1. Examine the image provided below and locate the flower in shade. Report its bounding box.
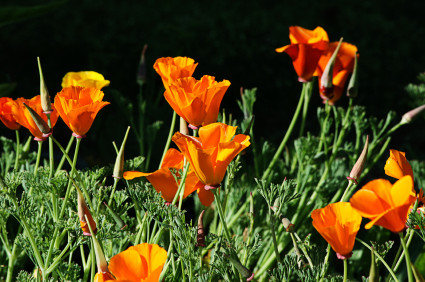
[172,123,250,189]
[11,95,59,140]
[0,97,20,130]
[153,57,198,91]
[62,71,110,89]
[165,75,230,128]
[315,42,358,105]
[94,243,167,282]
[311,202,362,259]
[276,26,329,82]
[384,149,414,180]
[124,148,214,206]
[350,175,416,233]
[54,86,110,138]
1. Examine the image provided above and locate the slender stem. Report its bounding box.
[212,189,231,242]
[47,114,54,179]
[159,111,177,169]
[299,81,313,137]
[262,83,307,181]
[6,239,19,282]
[394,229,414,272]
[108,177,119,206]
[34,141,43,175]
[55,135,74,175]
[13,130,20,171]
[343,259,348,282]
[268,211,282,264]
[399,232,414,282]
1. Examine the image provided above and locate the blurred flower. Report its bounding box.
[172,123,250,188]
[11,95,59,140]
[165,75,230,128]
[276,26,329,82]
[62,71,110,89]
[54,86,110,138]
[350,176,416,233]
[384,149,414,180]
[124,148,214,206]
[316,42,358,104]
[94,243,167,282]
[153,56,198,91]
[0,97,20,130]
[311,202,362,259]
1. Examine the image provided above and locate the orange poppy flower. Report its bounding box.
[11,95,59,140]
[0,97,20,130]
[54,86,110,138]
[276,26,329,82]
[315,42,358,105]
[172,123,250,188]
[350,175,416,233]
[311,202,362,258]
[384,149,414,180]
[62,71,110,89]
[124,148,214,206]
[94,243,167,282]
[164,75,230,128]
[153,57,198,91]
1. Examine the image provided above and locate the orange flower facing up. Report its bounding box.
[384,149,414,180]
[62,71,110,89]
[165,75,230,128]
[124,148,214,206]
[315,42,358,105]
[153,57,198,91]
[54,86,110,138]
[0,97,20,130]
[311,202,362,259]
[11,95,59,140]
[172,123,250,189]
[276,26,329,82]
[94,243,167,282]
[350,175,416,233]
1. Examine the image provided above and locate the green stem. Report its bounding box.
[6,239,19,282]
[394,229,414,272]
[343,259,348,282]
[399,232,414,282]
[299,81,313,137]
[159,111,177,169]
[268,211,282,264]
[47,115,54,179]
[262,83,307,181]
[212,189,232,242]
[55,135,74,175]
[34,141,43,175]
[13,130,20,171]
[108,177,119,206]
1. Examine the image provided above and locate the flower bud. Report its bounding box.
[180,117,189,135]
[281,217,295,232]
[347,135,369,184]
[103,202,127,230]
[137,44,148,86]
[71,178,97,236]
[226,254,254,281]
[84,215,109,275]
[320,38,343,95]
[37,57,52,113]
[23,102,51,136]
[196,210,206,247]
[401,104,425,124]
[113,126,130,178]
[347,53,359,98]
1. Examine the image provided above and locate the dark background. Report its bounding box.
[1,0,425,168]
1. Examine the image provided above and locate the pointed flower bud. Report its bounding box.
[23,102,51,139]
[347,53,359,98]
[113,126,130,178]
[137,44,148,86]
[226,254,254,281]
[73,179,97,236]
[196,210,206,247]
[401,104,425,124]
[347,136,369,184]
[281,217,295,232]
[37,57,52,113]
[320,38,343,95]
[84,215,110,275]
[103,202,127,230]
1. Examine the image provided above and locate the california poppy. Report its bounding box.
[94,243,167,282]
[153,57,198,91]
[124,148,214,206]
[315,42,358,104]
[165,75,230,128]
[384,149,414,180]
[11,95,59,140]
[54,86,110,138]
[350,175,416,233]
[0,97,20,130]
[62,71,110,89]
[172,123,250,188]
[276,26,329,82]
[311,202,362,258]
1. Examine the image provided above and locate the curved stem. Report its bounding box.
[159,111,177,169]
[399,232,414,282]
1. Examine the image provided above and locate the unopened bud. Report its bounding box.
[347,53,359,98]
[226,254,254,281]
[103,202,127,230]
[347,136,369,184]
[23,103,51,136]
[113,126,130,178]
[281,218,294,232]
[71,177,97,236]
[37,57,52,113]
[401,104,425,124]
[320,38,343,96]
[196,210,206,247]
[180,117,189,135]
[368,248,378,282]
[137,44,148,86]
